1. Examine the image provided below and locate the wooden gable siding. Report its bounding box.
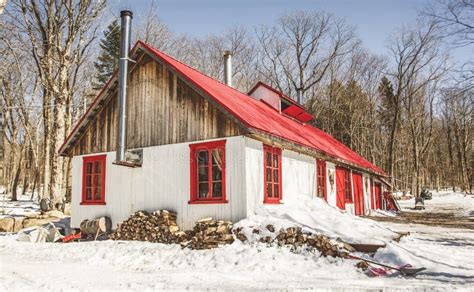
[70,54,243,156]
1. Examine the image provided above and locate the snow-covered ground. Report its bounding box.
[0,193,40,217]
[397,191,474,218]
[1,191,473,291]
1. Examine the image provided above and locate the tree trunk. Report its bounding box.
[11,153,23,202]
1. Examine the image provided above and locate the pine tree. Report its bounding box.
[93,20,121,90]
[378,76,396,130]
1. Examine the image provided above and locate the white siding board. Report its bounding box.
[244,137,316,213]
[71,136,247,230]
[244,137,264,213]
[362,174,372,214]
[282,150,315,203]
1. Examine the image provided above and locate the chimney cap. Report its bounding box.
[223,50,233,56]
[120,10,133,18]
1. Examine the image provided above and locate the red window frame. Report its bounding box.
[81,154,106,205]
[189,140,227,204]
[344,170,353,203]
[316,159,327,200]
[263,145,282,204]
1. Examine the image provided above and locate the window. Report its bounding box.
[189,140,227,204]
[316,160,326,199]
[82,154,106,205]
[264,145,282,204]
[344,170,352,202]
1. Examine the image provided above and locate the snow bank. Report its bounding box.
[0,234,368,291]
[236,197,397,244]
[374,226,474,282]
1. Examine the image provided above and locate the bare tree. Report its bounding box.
[423,0,474,47]
[387,19,449,194]
[5,0,106,204]
[256,11,358,103]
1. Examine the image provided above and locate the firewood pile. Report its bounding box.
[233,224,352,258]
[109,212,233,250]
[180,217,234,250]
[109,210,186,243]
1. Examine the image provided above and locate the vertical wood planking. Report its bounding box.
[70,54,242,156]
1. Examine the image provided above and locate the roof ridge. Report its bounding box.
[138,40,250,100]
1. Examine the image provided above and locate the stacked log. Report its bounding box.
[180,217,234,250]
[80,216,112,240]
[109,210,186,243]
[233,224,351,258]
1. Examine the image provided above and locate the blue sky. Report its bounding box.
[110,0,470,63]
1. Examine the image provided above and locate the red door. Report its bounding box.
[352,172,364,215]
[373,183,382,209]
[335,167,347,210]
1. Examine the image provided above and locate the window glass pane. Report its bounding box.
[86,188,92,200]
[212,148,223,167]
[197,150,208,166]
[198,183,209,198]
[86,175,92,188]
[273,169,279,182]
[93,174,101,186]
[273,154,278,167]
[198,166,208,182]
[95,161,102,174]
[266,167,272,182]
[86,162,93,174]
[212,165,222,181]
[212,182,222,198]
[266,183,273,197]
[274,184,280,198]
[94,187,102,200]
[266,152,272,166]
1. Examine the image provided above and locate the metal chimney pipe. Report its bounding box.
[116,10,133,163]
[223,50,232,87]
[296,89,302,104]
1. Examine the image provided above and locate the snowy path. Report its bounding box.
[1,192,473,291]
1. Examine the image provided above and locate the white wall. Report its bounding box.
[71,136,247,230]
[282,149,316,203]
[244,138,264,213]
[362,174,372,215]
[326,162,337,207]
[249,85,281,111]
[244,137,316,212]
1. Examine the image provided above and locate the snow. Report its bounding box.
[236,196,398,244]
[0,193,40,218]
[1,191,473,291]
[397,191,474,217]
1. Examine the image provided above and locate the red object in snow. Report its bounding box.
[61,232,82,243]
[383,192,400,211]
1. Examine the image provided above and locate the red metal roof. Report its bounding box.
[282,105,314,123]
[139,42,384,175]
[60,41,385,175]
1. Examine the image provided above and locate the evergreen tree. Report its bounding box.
[378,76,396,130]
[94,20,121,90]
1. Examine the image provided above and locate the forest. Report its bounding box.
[0,0,472,205]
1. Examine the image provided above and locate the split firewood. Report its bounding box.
[233,226,350,258]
